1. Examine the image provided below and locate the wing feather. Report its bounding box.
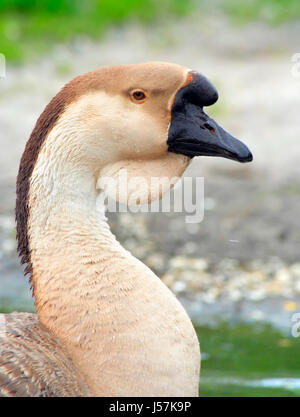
[0,312,89,397]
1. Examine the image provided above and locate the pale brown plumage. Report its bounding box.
[0,60,253,396]
[1,63,202,397]
[0,313,89,396]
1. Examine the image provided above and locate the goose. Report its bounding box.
[0,62,252,397]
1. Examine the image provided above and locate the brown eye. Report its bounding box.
[130,89,148,103]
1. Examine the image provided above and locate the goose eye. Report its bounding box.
[130,89,148,103]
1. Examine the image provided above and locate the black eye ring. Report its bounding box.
[131,89,148,103]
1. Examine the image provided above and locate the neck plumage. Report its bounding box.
[25,125,200,397]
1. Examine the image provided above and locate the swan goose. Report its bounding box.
[0,62,252,397]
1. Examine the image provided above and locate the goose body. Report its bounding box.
[0,62,252,396]
[0,313,88,396]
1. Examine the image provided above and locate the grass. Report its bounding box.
[1,1,300,63]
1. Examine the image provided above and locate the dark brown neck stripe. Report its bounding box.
[15,68,121,287]
[15,90,67,287]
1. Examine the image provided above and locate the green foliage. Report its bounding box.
[1,0,300,63]
[0,0,193,62]
[221,0,300,25]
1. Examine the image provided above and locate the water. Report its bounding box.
[196,322,300,397]
[200,377,300,396]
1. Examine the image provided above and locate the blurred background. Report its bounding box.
[1,0,300,396]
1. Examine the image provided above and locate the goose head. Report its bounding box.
[63,62,251,204]
[20,62,253,211]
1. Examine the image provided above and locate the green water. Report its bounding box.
[196,322,300,397]
[1,298,299,397]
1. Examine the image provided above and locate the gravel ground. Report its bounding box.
[1,13,300,329]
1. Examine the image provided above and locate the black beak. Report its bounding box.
[167,71,253,163]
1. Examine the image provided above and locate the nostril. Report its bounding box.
[203,122,215,134]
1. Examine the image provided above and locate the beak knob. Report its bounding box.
[168,71,253,164]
